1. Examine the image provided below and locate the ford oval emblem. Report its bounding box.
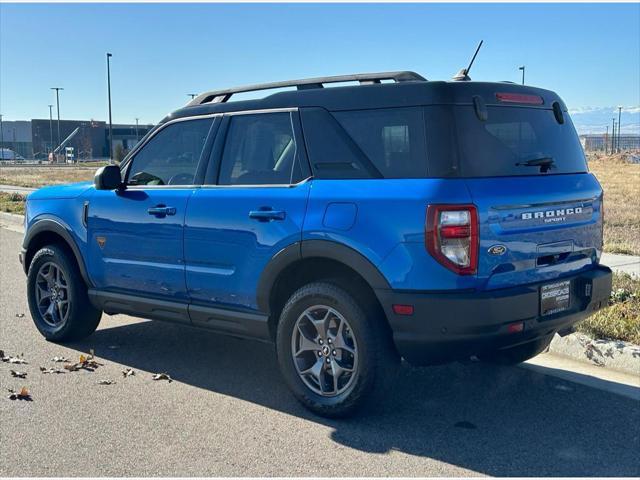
[488,244,507,256]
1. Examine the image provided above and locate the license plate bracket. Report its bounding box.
[541,280,571,316]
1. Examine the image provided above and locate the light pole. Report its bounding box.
[187,93,198,100]
[617,106,623,152]
[135,118,139,142]
[605,125,609,155]
[106,53,114,163]
[48,105,54,154]
[519,66,525,85]
[611,118,616,154]
[0,114,3,153]
[50,87,63,158]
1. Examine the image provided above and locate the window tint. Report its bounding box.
[333,107,428,178]
[218,113,299,185]
[450,106,587,177]
[127,118,212,186]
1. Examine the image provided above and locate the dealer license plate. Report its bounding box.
[541,280,571,316]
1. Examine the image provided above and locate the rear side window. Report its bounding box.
[333,108,428,178]
[218,112,300,185]
[127,118,212,186]
[446,106,588,177]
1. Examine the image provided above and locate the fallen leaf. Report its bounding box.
[8,387,32,401]
[97,379,116,385]
[152,373,172,383]
[122,368,135,378]
[51,356,69,363]
[63,351,103,372]
[10,370,27,378]
[15,313,25,318]
[40,366,66,374]
[3,355,27,365]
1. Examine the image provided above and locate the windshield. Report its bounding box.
[425,105,588,177]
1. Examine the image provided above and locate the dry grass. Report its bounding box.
[588,153,640,255]
[0,165,102,188]
[0,192,26,215]
[577,272,640,344]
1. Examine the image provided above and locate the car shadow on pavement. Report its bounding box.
[73,316,640,477]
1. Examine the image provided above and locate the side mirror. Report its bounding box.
[94,165,123,190]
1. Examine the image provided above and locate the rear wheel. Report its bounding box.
[480,334,553,365]
[27,245,102,342]
[276,282,396,418]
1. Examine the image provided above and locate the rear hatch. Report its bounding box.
[425,88,603,290]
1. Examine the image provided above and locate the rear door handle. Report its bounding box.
[148,205,177,217]
[249,208,286,222]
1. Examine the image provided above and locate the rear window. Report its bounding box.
[446,106,588,177]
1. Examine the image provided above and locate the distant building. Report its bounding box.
[579,134,640,152]
[0,119,153,161]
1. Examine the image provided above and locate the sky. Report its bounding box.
[1,2,639,129]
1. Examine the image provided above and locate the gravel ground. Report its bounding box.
[1,228,639,477]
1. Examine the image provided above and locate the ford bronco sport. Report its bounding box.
[20,71,612,417]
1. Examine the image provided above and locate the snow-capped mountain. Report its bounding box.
[568,106,640,135]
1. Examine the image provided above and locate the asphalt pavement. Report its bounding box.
[1,228,639,476]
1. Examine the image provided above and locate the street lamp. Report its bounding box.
[135,118,139,142]
[50,87,63,158]
[0,114,4,153]
[187,93,198,100]
[519,66,525,85]
[48,105,54,154]
[605,125,609,155]
[106,53,114,163]
[617,106,623,152]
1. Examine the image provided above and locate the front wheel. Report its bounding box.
[276,282,396,418]
[27,245,102,342]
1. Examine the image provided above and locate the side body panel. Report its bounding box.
[86,188,194,302]
[302,179,476,291]
[184,182,311,312]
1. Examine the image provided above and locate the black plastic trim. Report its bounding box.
[22,219,92,287]
[256,239,391,313]
[377,265,612,365]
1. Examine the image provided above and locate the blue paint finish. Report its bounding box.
[184,182,310,310]
[86,188,195,300]
[322,203,357,231]
[465,173,603,290]
[303,178,473,282]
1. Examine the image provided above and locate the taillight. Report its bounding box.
[426,205,479,275]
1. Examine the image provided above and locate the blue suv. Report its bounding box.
[20,72,612,416]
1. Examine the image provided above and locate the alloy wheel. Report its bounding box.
[291,305,358,397]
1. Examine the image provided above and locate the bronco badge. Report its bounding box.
[488,244,507,256]
[97,236,106,249]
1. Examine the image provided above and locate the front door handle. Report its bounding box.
[249,208,286,222]
[148,205,177,217]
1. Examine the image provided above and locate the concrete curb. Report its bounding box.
[0,211,25,233]
[549,332,640,377]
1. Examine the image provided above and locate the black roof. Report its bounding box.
[162,71,565,124]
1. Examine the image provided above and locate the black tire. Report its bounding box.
[480,335,553,365]
[276,282,397,418]
[27,245,102,342]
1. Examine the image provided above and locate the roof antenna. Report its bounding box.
[452,40,483,81]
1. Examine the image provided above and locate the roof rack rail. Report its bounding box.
[186,71,426,106]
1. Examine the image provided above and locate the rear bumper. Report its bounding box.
[376,265,612,365]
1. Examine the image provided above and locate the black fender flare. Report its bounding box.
[256,239,390,313]
[22,218,93,287]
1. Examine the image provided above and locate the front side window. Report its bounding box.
[218,112,299,185]
[127,118,212,186]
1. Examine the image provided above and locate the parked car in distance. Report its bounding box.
[20,71,612,417]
